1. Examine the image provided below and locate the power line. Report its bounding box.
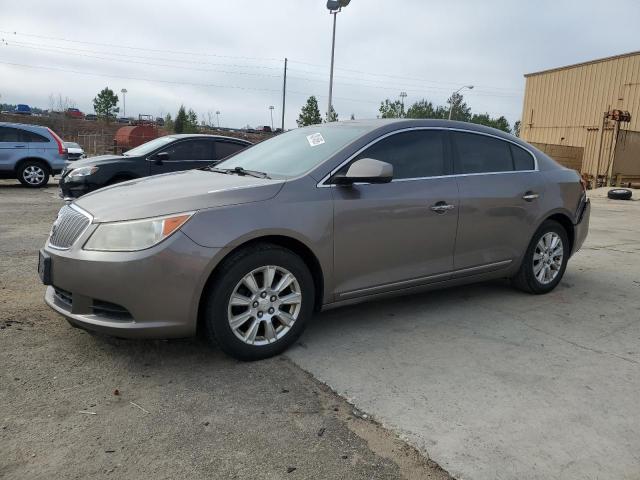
[0,29,282,62]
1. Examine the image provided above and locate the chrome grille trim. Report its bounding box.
[48,204,93,250]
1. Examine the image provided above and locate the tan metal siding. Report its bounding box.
[521,52,640,176]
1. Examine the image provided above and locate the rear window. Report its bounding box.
[510,144,535,171]
[22,130,50,143]
[453,132,513,174]
[215,141,247,160]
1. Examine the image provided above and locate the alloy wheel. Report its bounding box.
[533,232,564,284]
[23,165,46,185]
[227,265,302,346]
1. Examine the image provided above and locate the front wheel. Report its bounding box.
[511,220,569,294]
[202,244,315,361]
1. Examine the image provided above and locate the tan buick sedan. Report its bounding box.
[40,120,590,360]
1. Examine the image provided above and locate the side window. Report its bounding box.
[167,140,214,161]
[510,144,535,171]
[21,130,50,143]
[0,127,21,142]
[215,141,247,160]
[453,132,513,174]
[348,130,447,180]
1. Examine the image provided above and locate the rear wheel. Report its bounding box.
[202,243,314,361]
[511,220,569,294]
[17,161,49,187]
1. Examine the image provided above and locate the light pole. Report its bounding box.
[269,106,275,130]
[448,85,473,120]
[120,88,127,118]
[326,0,351,122]
[399,91,407,116]
[215,110,220,128]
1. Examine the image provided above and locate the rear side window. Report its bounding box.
[510,144,535,171]
[0,127,21,142]
[167,140,214,161]
[351,130,447,179]
[453,132,513,174]
[21,130,50,143]
[215,141,247,160]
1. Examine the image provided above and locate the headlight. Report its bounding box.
[68,166,98,178]
[83,212,194,251]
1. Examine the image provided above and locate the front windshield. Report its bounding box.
[124,136,175,157]
[217,124,369,178]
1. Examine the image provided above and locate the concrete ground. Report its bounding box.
[288,188,640,480]
[0,180,449,480]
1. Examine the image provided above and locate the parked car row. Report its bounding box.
[37,119,590,361]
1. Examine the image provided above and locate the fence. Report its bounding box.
[73,133,115,156]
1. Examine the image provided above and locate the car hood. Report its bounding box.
[66,155,126,168]
[74,169,285,222]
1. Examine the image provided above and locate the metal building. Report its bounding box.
[520,51,640,186]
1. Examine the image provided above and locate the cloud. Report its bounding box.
[1,0,638,129]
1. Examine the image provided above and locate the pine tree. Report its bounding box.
[92,87,119,121]
[297,96,322,127]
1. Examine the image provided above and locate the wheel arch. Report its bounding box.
[542,211,575,254]
[196,234,326,334]
[14,157,53,174]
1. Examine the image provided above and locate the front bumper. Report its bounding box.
[43,229,224,339]
[58,175,97,198]
[572,197,590,255]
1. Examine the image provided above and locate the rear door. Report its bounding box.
[331,129,459,299]
[0,127,27,172]
[451,130,545,274]
[23,129,53,158]
[150,139,216,174]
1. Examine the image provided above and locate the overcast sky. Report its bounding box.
[1,0,638,130]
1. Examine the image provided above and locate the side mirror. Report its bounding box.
[154,151,170,164]
[332,158,393,185]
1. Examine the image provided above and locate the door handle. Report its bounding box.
[522,191,539,201]
[14,145,27,148]
[430,202,456,214]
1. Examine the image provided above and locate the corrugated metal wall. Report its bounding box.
[520,52,640,176]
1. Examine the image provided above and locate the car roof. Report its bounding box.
[167,134,252,144]
[0,121,49,131]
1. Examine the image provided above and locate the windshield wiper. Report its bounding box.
[205,166,270,179]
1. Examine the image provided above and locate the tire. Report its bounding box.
[202,243,315,361]
[511,220,569,294]
[17,160,50,188]
[607,188,632,200]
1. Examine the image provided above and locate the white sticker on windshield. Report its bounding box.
[306,133,325,147]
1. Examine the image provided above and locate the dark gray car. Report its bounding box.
[40,119,590,360]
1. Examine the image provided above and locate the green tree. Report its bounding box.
[92,87,119,121]
[446,92,471,121]
[325,105,338,123]
[378,99,404,118]
[164,113,174,132]
[186,109,199,133]
[470,113,511,133]
[174,106,188,133]
[406,99,447,119]
[513,120,521,137]
[297,96,322,127]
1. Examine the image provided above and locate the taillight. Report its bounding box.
[47,128,67,155]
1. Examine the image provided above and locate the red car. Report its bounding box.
[65,108,84,119]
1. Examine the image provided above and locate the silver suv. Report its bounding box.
[0,122,68,187]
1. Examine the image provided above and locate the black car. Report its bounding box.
[59,134,252,198]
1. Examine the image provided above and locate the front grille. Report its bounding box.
[49,205,91,249]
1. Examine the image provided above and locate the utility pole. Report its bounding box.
[448,85,473,120]
[327,10,338,122]
[121,88,127,118]
[399,91,407,116]
[281,58,287,131]
[269,105,275,130]
[215,110,220,128]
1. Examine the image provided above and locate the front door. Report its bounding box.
[150,139,215,174]
[451,131,545,273]
[331,129,459,299]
